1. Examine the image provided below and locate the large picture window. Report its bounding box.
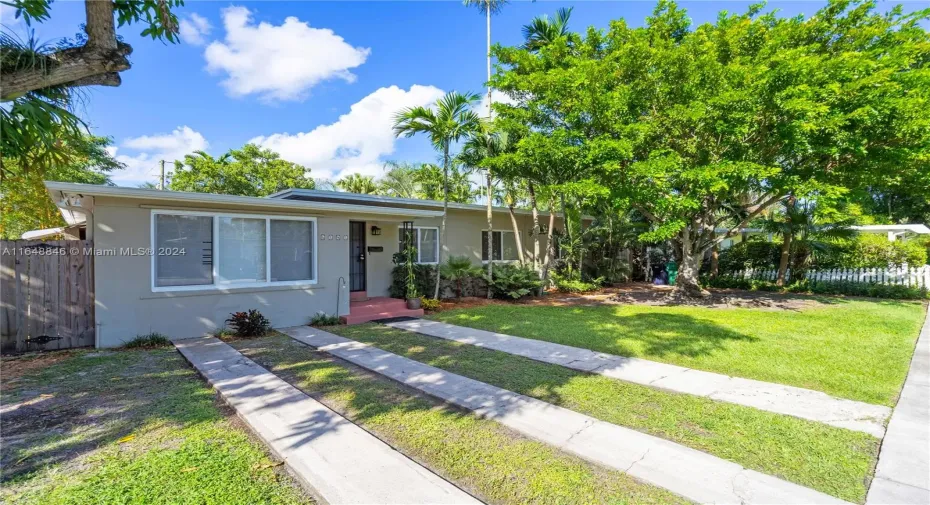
[482,230,519,262]
[152,211,316,291]
[397,227,439,264]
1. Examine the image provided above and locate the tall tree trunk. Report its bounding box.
[775,196,796,287]
[436,143,449,300]
[559,193,574,277]
[507,204,525,264]
[486,171,494,299]
[486,7,492,119]
[710,242,719,279]
[528,182,540,271]
[675,227,709,297]
[541,195,557,293]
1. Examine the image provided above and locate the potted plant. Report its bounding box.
[404,244,421,309]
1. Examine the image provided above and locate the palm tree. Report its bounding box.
[336,173,377,194]
[522,7,573,51]
[394,91,482,299]
[378,161,419,198]
[462,0,508,119]
[762,198,857,285]
[460,124,512,295]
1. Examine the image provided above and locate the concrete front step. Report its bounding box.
[174,336,479,505]
[350,297,410,315]
[280,326,851,505]
[342,308,424,325]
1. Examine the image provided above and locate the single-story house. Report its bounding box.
[42,182,569,348]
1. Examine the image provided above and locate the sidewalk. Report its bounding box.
[384,318,890,437]
[175,336,480,505]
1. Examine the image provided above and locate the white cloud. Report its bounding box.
[478,90,518,118]
[251,84,445,180]
[110,126,208,186]
[204,6,370,102]
[179,13,212,46]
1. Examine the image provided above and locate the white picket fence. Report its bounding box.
[726,264,930,288]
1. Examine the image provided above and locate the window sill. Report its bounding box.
[141,283,324,299]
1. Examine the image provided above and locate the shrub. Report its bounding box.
[226,309,271,337]
[441,255,483,298]
[390,263,436,299]
[122,332,171,349]
[486,263,542,300]
[212,327,235,338]
[551,271,604,293]
[717,239,781,273]
[420,297,441,311]
[816,234,928,268]
[309,312,342,326]
[701,275,929,300]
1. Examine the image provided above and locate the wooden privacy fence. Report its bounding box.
[0,240,95,352]
[723,264,930,288]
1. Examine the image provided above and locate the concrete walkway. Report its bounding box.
[867,305,930,505]
[282,326,851,505]
[385,319,890,437]
[174,337,479,505]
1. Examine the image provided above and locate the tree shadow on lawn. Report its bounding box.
[459,308,759,360]
[0,350,223,484]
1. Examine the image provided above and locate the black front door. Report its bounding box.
[349,221,366,292]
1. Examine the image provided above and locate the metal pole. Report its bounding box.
[159,160,166,190]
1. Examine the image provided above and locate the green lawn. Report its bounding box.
[228,334,687,505]
[328,324,880,503]
[1,349,308,505]
[429,299,926,405]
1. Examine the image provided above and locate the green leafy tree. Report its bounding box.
[492,0,930,295]
[1,0,184,175]
[169,144,313,196]
[1,134,123,239]
[414,163,476,203]
[394,91,482,298]
[336,173,378,194]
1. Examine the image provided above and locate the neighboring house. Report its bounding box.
[40,182,568,347]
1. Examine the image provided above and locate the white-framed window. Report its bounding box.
[482,230,519,262]
[151,210,317,292]
[397,227,439,264]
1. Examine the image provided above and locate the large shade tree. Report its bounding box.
[1,0,183,175]
[492,0,930,295]
[394,91,482,299]
[169,144,313,197]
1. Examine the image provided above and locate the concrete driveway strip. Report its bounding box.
[866,305,930,505]
[384,319,890,438]
[282,326,851,505]
[174,337,480,505]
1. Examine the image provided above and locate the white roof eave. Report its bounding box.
[44,182,445,219]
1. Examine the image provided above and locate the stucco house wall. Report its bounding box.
[91,195,352,348]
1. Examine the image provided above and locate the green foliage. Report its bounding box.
[1,134,122,239]
[414,162,477,203]
[336,173,378,194]
[703,276,929,300]
[553,276,603,293]
[225,310,271,338]
[6,0,184,42]
[441,255,483,297]
[717,239,782,273]
[420,297,441,311]
[490,0,930,289]
[486,263,542,299]
[121,332,171,349]
[390,263,437,299]
[169,144,313,196]
[309,312,342,326]
[818,235,929,268]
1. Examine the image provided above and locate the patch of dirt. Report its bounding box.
[434,284,830,312]
[1,351,77,383]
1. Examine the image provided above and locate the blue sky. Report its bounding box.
[2,1,926,186]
